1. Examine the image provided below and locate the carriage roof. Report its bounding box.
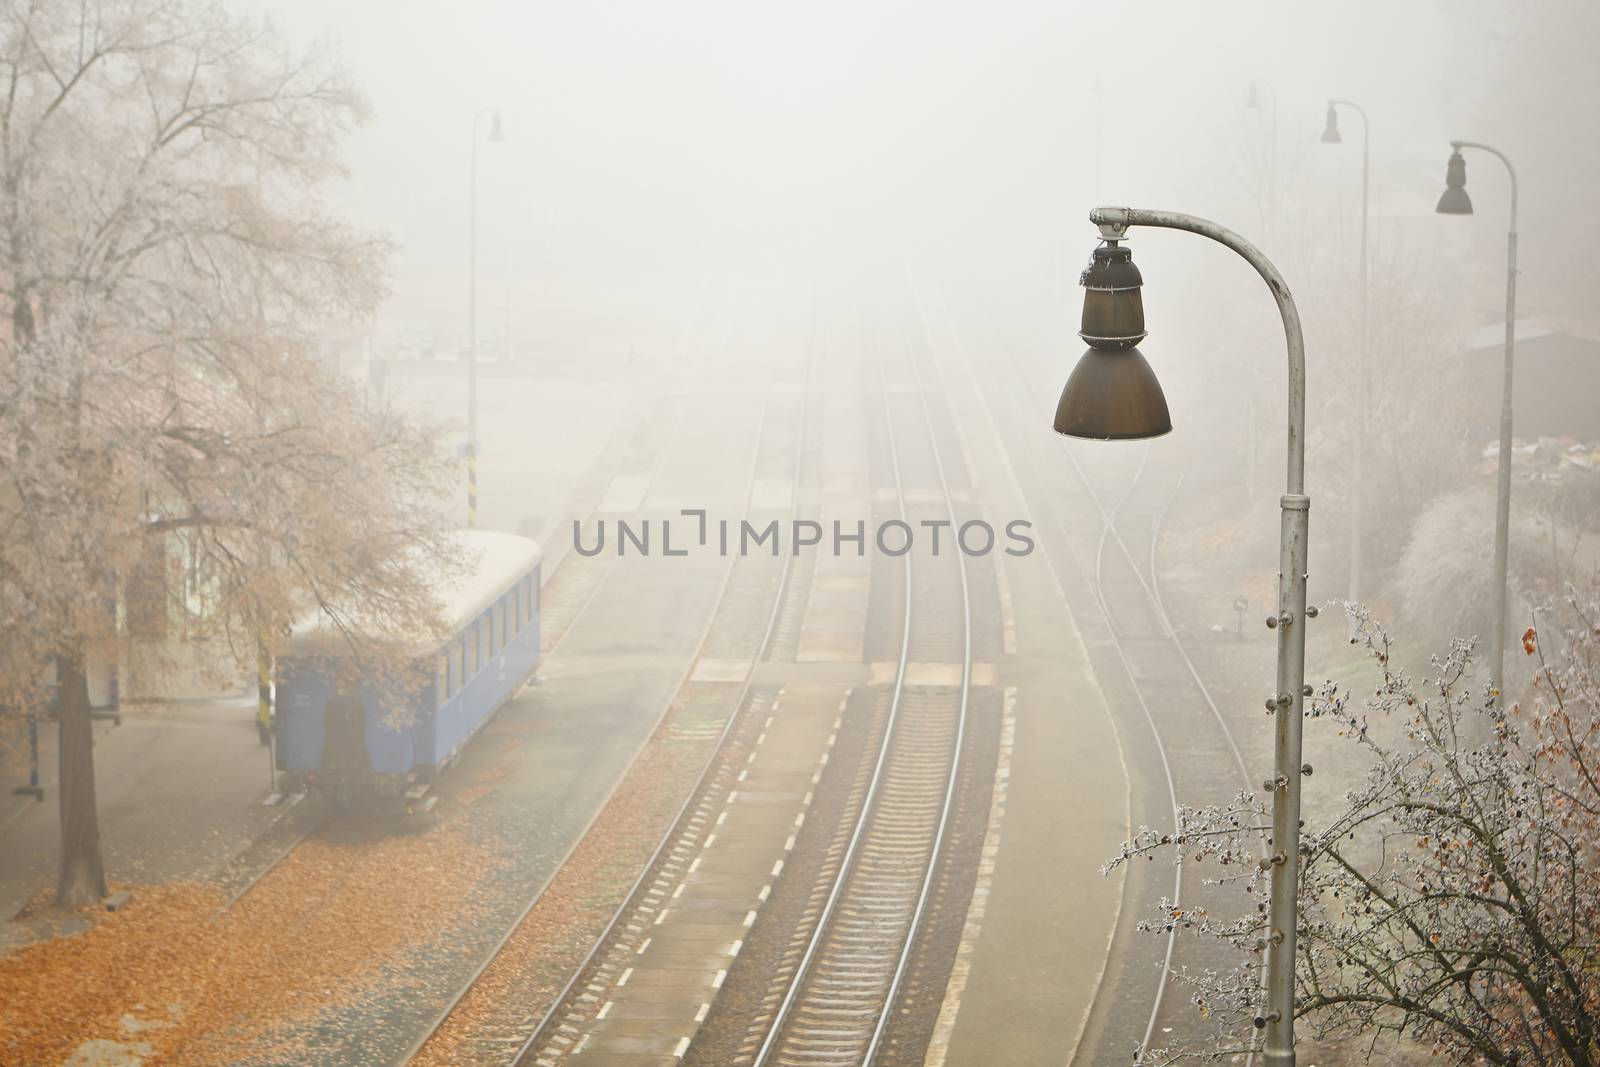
[287,529,542,655]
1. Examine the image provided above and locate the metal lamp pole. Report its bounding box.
[1085,206,1311,1066]
[1322,99,1369,626]
[1437,141,1517,697]
[468,106,503,528]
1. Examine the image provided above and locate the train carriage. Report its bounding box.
[275,530,542,811]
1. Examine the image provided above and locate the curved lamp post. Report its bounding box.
[1320,100,1369,629]
[1057,206,1312,1066]
[1436,141,1517,698]
[467,105,504,527]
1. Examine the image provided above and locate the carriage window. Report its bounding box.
[495,601,507,651]
[478,616,489,664]
[437,655,448,704]
[466,624,478,677]
[453,639,464,692]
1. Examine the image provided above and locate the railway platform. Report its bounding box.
[0,697,281,947]
[557,684,846,1067]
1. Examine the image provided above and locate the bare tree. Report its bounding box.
[1107,596,1600,1065]
[0,0,455,906]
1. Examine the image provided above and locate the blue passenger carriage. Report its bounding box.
[275,530,542,810]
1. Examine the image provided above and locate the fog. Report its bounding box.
[264,0,1600,631]
[265,1,1593,335]
[6,3,1600,1063]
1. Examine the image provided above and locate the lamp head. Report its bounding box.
[1320,104,1342,144]
[1436,148,1473,215]
[1245,82,1260,110]
[488,109,505,143]
[1055,241,1171,441]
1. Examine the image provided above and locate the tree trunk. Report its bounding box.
[55,651,107,908]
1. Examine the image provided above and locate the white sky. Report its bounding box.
[257,0,1540,342]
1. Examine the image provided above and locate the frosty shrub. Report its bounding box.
[1106,594,1600,1064]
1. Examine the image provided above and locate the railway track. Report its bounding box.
[399,293,825,1067]
[913,281,1264,1064]
[726,299,975,1067]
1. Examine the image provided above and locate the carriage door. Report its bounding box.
[323,693,368,779]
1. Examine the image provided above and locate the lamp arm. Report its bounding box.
[1329,98,1367,126]
[1088,206,1307,495]
[1451,140,1518,232]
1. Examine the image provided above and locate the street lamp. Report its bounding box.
[1436,141,1517,698]
[1320,99,1370,632]
[1057,206,1312,1067]
[467,106,504,528]
[1245,78,1278,227]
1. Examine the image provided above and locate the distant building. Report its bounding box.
[1463,318,1600,440]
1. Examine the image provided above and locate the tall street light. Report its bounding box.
[1057,206,1313,1066]
[1320,100,1369,632]
[1246,78,1278,228]
[468,106,504,528]
[1436,141,1517,698]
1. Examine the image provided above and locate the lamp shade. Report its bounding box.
[1054,346,1172,440]
[1320,104,1341,144]
[1436,149,1472,214]
[489,109,505,143]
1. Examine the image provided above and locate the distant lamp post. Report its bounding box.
[1245,78,1278,225]
[1057,206,1313,1067]
[1319,99,1370,632]
[1436,141,1517,698]
[467,105,504,528]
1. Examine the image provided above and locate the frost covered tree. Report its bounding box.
[0,0,454,906]
[1107,595,1600,1065]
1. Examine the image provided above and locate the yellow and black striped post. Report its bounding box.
[256,638,273,747]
